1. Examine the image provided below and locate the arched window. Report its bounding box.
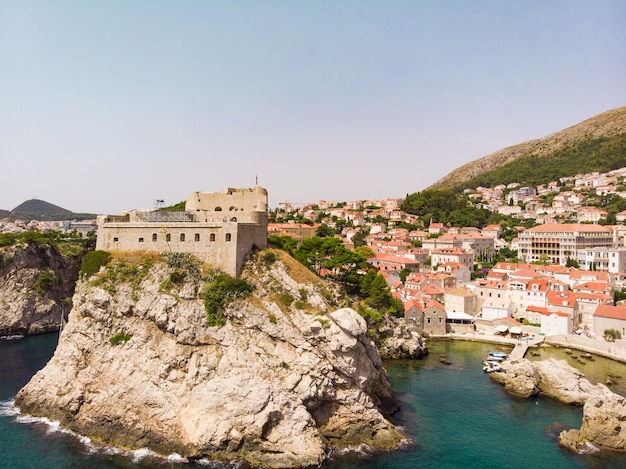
[230,217,237,222]
[225,233,232,242]
[180,233,185,242]
[210,233,216,242]
[215,206,222,211]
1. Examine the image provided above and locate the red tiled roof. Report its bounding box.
[595,305,626,321]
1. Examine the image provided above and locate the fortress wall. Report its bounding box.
[95,187,268,277]
[96,222,259,276]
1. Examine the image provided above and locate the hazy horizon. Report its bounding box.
[2,1,625,214]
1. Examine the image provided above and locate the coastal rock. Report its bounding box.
[487,358,538,398]
[0,243,82,336]
[491,357,626,452]
[376,317,429,360]
[489,358,602,403]
[16,250,405,468]
[559,389,626,452]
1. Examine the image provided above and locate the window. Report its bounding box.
[427,318,431,324]
[152,233,157,242]
[416,318,421,324]
[113,237,119,242]
[166,233,171,242]
[180,233,185,242]
[438,318,443,324]
[138,237,144,243]
[195,233,200,242]
[226,233,232,242]
[210,233,216,242]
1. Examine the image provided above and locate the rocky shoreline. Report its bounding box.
[489,357,626,453]
[15,251,426,468]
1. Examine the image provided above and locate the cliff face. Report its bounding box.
[16,250,409,468]
[0,243,82,336]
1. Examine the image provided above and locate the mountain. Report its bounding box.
[428,106,626,191]
[5,199,96,221]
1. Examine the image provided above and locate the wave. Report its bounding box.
[0,399,20,417]
[0,335,25,341]
[6,404,193,465]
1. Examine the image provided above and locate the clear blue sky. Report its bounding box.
[1,0,625,214]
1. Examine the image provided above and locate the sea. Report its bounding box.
[2,334,626,469]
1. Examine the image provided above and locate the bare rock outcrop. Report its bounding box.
[15,250,405,468]
[0,243,83,336]
[489,358,601,404]
[490,357,626,453]
[559,391,626,453]
[376,317,428,360]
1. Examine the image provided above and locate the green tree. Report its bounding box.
[315,224,336,238]
[350,228,370,248]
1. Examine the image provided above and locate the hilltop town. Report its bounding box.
[269,166,626,342]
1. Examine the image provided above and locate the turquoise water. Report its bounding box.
[2,336,626,469]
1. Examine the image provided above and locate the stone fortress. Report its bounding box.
[95,186,268,276]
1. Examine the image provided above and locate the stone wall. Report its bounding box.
[96,187,268,276]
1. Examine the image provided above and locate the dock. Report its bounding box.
[508,336,545,361]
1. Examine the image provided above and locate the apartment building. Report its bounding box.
[518,224,614,265]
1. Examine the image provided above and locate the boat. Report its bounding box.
[497,346,513,351]
[483,361,502,373]
[486,355,504,362]
[488,351,508,358]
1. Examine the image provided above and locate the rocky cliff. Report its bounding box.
[490,358,626,453]
[0,243,83,336]
[16,249,421,468]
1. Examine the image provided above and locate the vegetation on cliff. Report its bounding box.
[0,229,95,257]
[16,244,414,468]
[269,234,405,339]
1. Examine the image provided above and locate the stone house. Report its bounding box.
[594,305,626,339]
[403,299,447,335]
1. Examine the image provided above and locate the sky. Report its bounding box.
[1,1,625,214]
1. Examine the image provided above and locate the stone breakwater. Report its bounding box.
[15,251,425,468]
[489,358,626,452]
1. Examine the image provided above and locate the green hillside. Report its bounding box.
[6,199,96,221]
[428,106,626,191]
[458,133,626,190]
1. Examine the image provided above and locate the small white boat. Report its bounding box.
[483,361,502,373]
[486,355,504,362]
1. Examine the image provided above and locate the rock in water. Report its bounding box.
[490,357,626,452]
[15,251,405,468]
